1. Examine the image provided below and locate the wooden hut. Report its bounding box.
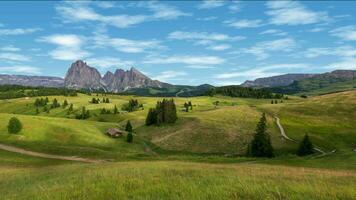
[106,128,124,138]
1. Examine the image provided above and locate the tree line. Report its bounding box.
[207,86,284,99]
[0,85,77,100]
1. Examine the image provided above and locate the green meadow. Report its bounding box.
[0,91,355,199]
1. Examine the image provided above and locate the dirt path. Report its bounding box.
[0,143,104,163]
[274,117,326,154]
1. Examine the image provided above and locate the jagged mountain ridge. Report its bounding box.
[64,60,170,92]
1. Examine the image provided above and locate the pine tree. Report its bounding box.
[126,132,133,143]
[63,99,68,108]
[8,117,22,134]
[297,134,314,156]
[184,102,189,112]
[68,104,73,112]
[248,113,274,158]
[125,120,133,132]
[114,105,118,114]
[36,108,39,114]
[146,108,157,125]
[188,101,193,110]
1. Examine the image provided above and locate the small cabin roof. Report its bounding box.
[106,128,125,136]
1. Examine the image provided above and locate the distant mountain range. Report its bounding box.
[0,60,355,96]
[0,74,64,88]
[241,74,317,88]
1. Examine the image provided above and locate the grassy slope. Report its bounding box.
[0,160,355,200]
[0,92,356,199]
[0,113,145,160]
[0,95,290,155]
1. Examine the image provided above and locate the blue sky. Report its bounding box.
[1,1,356,85]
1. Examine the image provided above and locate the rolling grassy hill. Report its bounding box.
[0,91,355,199]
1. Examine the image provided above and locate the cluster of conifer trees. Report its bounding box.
[121,99,143,112]
[75,107,90,119]
[34,97,49,107]
[146,99,177,125]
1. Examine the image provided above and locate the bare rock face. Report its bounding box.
[64,60,169,92]
[102,67,168,92]
[0,75,64,87]
[64,60,103,90]
[241,74,316,88]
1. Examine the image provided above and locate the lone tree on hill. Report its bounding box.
[297,134,314,156]
[113,105,118,114]
[8,117,22,134]
[125,120,133,143]
[127,132,133,143]
[248,113,274,158]
[63,99,68,108]
[184,102,189,112]
[188,101,193,110]
[125,120,133,132]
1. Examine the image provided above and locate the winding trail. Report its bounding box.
[274,117,326,155]
[0,143,104,163]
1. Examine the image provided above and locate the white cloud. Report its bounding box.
[56,3,147,28]
[93,34,162,53]
[197,16,217,21]
[85,57,134,69]
[216,63,309,79]
[144,55,225,65]
[224,19,263,28]
[0,45,21,52]
[0,28,40,36]
[153,71,187,82]
[327,57,356,70]
[266,1,329,25]
[0,52,31,62]
[145,1,191,20]
[308,27,326,33]
[56,2,189,28]
[48,49,90,61]
[206,44,231,51]
[168,31,244,42]
[40,34,83,47]
[168,31,242,51]
[39,34,90,60]
[228,1,241,12]
[259,29,287,36]
[96,1,115,9]
[185,65,215,69]
[198,1,225,9]
[0,66,41,75]
[238,38,297,60]
[303,46,356,58]
[330,26,356,41]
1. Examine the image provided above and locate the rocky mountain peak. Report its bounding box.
[63,60,169,92]
[64,60,103,90]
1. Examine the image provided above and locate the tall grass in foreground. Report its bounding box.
[1,161,355,200]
